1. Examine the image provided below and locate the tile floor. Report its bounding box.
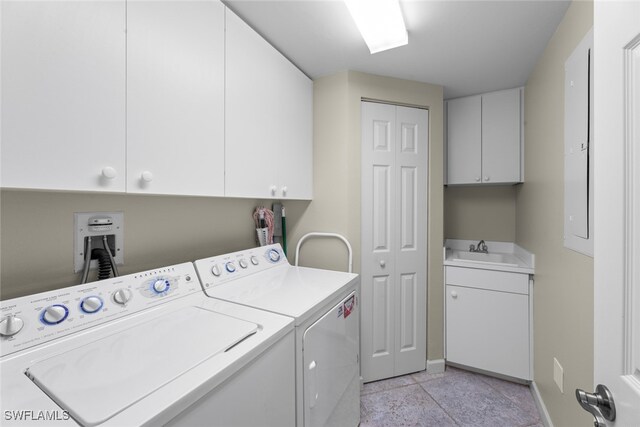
[360,366,542,427]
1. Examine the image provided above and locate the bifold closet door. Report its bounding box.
[361,102,428,382]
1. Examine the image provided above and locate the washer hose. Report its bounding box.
[91,248,112,281]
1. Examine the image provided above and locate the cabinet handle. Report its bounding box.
[475,177,481,182]
[451,291,458,299]
[484,176,490,182]
[101,167,117,179]
[270,185,277,196]
[141,171,154,183]
[379,260,386,268]
[281,186,288,197]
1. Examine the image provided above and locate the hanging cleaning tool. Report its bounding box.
[253,206,275,246]
[281,206,287,256]
[272,203,283,246]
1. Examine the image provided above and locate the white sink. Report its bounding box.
[451,250,519,267]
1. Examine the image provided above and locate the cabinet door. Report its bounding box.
[127,0,224,196]
[225,8,312,199]
[446,284,530,380]
[274,64,313,200]
[1,1,126,192]
[481,88,521,183]
[446,96,481,184]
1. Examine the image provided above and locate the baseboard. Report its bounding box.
[426,359,446,374]
[530,381,554,427]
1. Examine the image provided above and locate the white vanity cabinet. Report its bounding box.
[225,8,313,200]
[446,87,523,185]
[445,266,532,380]
[1,1,126,192]
[126,0,225,196]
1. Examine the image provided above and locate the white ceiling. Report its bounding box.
[224,0,571,99]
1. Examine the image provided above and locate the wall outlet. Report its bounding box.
[553,357,564,393]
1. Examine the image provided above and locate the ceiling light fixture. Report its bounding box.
[344,0,408,54]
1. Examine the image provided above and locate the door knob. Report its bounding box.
[575,384,616,427]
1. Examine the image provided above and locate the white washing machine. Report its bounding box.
[0,262,295,426]
[194,244,360,427]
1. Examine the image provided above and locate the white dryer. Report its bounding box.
[194,244,360,427]
[0,263,295,426]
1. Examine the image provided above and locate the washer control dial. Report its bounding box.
[80,296,103,314]
[152,279,170,294]
[211,264,222,277]
[267,248,281,263]
[250,256,259,266]
[113,288,132,305]
[0,315,24,337]
[41,304,69,325]
[239,259,248,269]
[225,262,236,273]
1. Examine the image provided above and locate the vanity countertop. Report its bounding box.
[443,239,535,274]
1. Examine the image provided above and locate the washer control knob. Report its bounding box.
[225,262,236,273]
[152,279,169,294]
[42,305,69,325]
[80,296,103,314]
[113,289,132,305]
[239,259,248,269]
[0,315,24,337]
[250,256,259,266]
[211,264,222,277]
[268,249,281,263]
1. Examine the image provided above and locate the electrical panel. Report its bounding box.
[564,28,593,256]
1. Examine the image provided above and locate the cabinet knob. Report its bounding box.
[484,176,490,182]
[281,186,288,197]
[451,291,458,299]
[141,171,154,183]
[475,177,481,182]
[270,185,277,196]
[101,167,117,179]
[379,260,386,268]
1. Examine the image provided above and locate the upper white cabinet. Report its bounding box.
[225,9,313,200]
[126,0,225,196]
[1,1,126,192]
[1,1,313,199]
[446,88,523,185]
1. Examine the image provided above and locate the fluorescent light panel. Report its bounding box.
[344,0,408,54]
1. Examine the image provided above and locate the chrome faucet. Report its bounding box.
[469,240,489,253]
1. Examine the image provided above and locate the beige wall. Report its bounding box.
[444,186,517,242]
[517,1,594,426]
[0,190,311,299]
[294,71,445,360]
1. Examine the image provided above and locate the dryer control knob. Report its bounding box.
[113,289,132,305]
[80,296,103,314]
[211,264,222,277]
[42,305,69,325]
[0,315,24,337]
[250,256,259,266]
[225,262,236,273]
[152,279,170,294]
[239,259,248,269]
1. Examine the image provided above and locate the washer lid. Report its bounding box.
[25,306,258,427]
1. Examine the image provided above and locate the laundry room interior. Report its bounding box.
[2,0,639,426]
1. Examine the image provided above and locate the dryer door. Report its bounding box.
[303,291,359,427]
